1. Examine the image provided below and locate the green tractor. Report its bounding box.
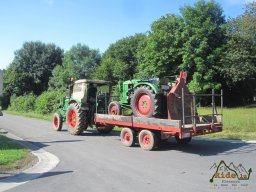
[53,79,113,135]
[108,78,171,118]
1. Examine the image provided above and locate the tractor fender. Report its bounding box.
[68,99,81,106]
[134,82,158,93]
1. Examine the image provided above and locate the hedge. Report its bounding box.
[9,91,66,114]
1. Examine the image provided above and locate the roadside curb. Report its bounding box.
[0,132,60,191]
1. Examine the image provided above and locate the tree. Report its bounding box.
[4,41,63,96]
[136,14,185,78]
[180,0,225,92]
[93,34,146,81]
[218,2,256,105]
[49,43,100,90]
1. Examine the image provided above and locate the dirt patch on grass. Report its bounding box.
[0,152,38,179]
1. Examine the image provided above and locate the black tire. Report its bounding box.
[108,101,121,115]
[120,128,136,147]
[53,112,63,131]
[96,125,114,134]
[131,85,161,118]
[138,130,158,151]
[66,103,88,135]
[175,136,192,145]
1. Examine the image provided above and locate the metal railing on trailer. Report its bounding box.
[181,88,223,131]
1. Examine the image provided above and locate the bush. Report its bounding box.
[9,93,36,112]
[35,91,66,114]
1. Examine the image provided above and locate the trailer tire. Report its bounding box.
[96,125,114,134]
[120,128,136,147]
[108,101,121,115]
[131,85,161,118]
[66,103,88,135]
[53,112,63,131]
[175,136,192,145]
[138,130,158,151]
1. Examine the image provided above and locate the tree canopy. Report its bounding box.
[218,2,256,105]
[49,43,100,90]
[136,14,184,79]
[4,41,63,96]
[93,33,146,81]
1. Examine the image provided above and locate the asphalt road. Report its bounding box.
[0,113,256,192]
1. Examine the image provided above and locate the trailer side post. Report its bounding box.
[182,88,185,129]
[221,89,223,124]
[212,89,215,125]
[193,93,196,128]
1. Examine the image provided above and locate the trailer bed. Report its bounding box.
[95,114,222,137]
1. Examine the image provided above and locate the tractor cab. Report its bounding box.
[71,79,111,108]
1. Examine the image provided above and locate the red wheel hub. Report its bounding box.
[136,93,152,116]
[109,104,118,115]
[54,116,59,128]
[68,109,76,128]
[123,131,131,142]
[141,133,151,146]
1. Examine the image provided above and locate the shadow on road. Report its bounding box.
[2,171,73,184]
[157,138,256,156]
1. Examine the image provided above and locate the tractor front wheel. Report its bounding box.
[108,101,121,115]
[53,112,63,131]
[66,103,88,135]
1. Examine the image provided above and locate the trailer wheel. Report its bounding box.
[96,125,114,134]
[66,103,88,135]
[108,101,121,115]
[120,128,136,147]
[131,85,161,118]
[175,136,192,145]
[53,112,63,131]
[138,130,158,151]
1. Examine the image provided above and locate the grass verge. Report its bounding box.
[5,110,52,121]
[0,134,31,172]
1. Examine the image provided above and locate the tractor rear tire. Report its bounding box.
[108,101,121,115]
[131,85,161,117]
[96,125,114,134]
[138,130,158,151]
[53,112,63,131]
[120,128,136,147]
[66,103,88,135]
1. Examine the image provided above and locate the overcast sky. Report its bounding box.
[0,0,252,70]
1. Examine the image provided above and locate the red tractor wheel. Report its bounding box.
[66,103,88,135]
[120,128,136,147]
[131,86,161,118]
[53,112,63,131]
[108,101,121,115]
[138,130,158,151]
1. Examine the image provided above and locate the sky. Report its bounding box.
[0,0,252,70]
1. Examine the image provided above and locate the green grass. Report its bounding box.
[5,110,52,121]
[0,135,30,171]
[198,107,256,140]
